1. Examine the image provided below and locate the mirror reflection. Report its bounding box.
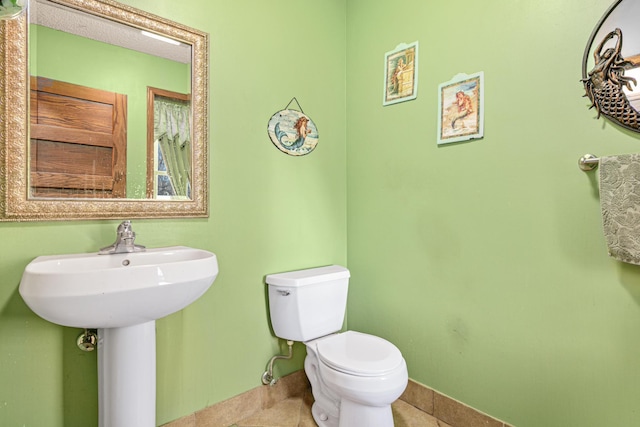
[147,87,191,199]
[30,0,192,200]
[0,0,26,20]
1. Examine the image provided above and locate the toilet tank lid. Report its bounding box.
[266,265,350,287]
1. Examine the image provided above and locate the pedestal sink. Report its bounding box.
[19,246,218,427]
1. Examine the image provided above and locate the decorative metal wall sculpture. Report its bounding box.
[581,0,640,133]
[582,28,640,130]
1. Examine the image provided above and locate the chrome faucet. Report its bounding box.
[99,220,146,255]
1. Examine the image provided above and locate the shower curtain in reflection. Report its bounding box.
[154,97,191,197]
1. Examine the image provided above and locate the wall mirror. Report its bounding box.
[0,0,209,220]
[582,0,640,133]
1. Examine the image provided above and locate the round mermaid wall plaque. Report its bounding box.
[267,109,319,156]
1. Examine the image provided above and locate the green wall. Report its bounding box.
[0,0,346,425]
[4,0,640,426]
[30,25,190,198]
[346,0,640,426]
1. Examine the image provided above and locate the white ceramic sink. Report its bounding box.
[19,245,218,328]
[19,244,218,427]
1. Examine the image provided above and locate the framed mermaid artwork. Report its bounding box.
[437,72,484,145]
[267,99,319,156]
[383,41,419,106]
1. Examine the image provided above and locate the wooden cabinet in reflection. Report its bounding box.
[29,76,127,198]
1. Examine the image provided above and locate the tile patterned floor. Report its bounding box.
[161,373,512,427]
[231,389,450,427]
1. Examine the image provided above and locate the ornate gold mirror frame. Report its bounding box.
[0,0,209,221]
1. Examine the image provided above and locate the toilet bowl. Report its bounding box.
[265,265,408,427]
[304,331,408,427]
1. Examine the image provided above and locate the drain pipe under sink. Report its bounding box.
[261,340,294,386]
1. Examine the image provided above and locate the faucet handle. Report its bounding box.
[117,220,132,233]
[99,220,145,254]
[118,221,135,240]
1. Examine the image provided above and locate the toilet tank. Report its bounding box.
[266,265,350,342]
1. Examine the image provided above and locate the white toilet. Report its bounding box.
[266,265,408,427]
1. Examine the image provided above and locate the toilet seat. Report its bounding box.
[315,331,404,377]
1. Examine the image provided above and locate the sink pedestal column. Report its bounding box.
[98,321,156,427]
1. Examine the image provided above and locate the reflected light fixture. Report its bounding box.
[141,30,181,45]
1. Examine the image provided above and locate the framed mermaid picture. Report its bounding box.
[437,72,484,145]
[383,41,419,106]
[267,108,319,156]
